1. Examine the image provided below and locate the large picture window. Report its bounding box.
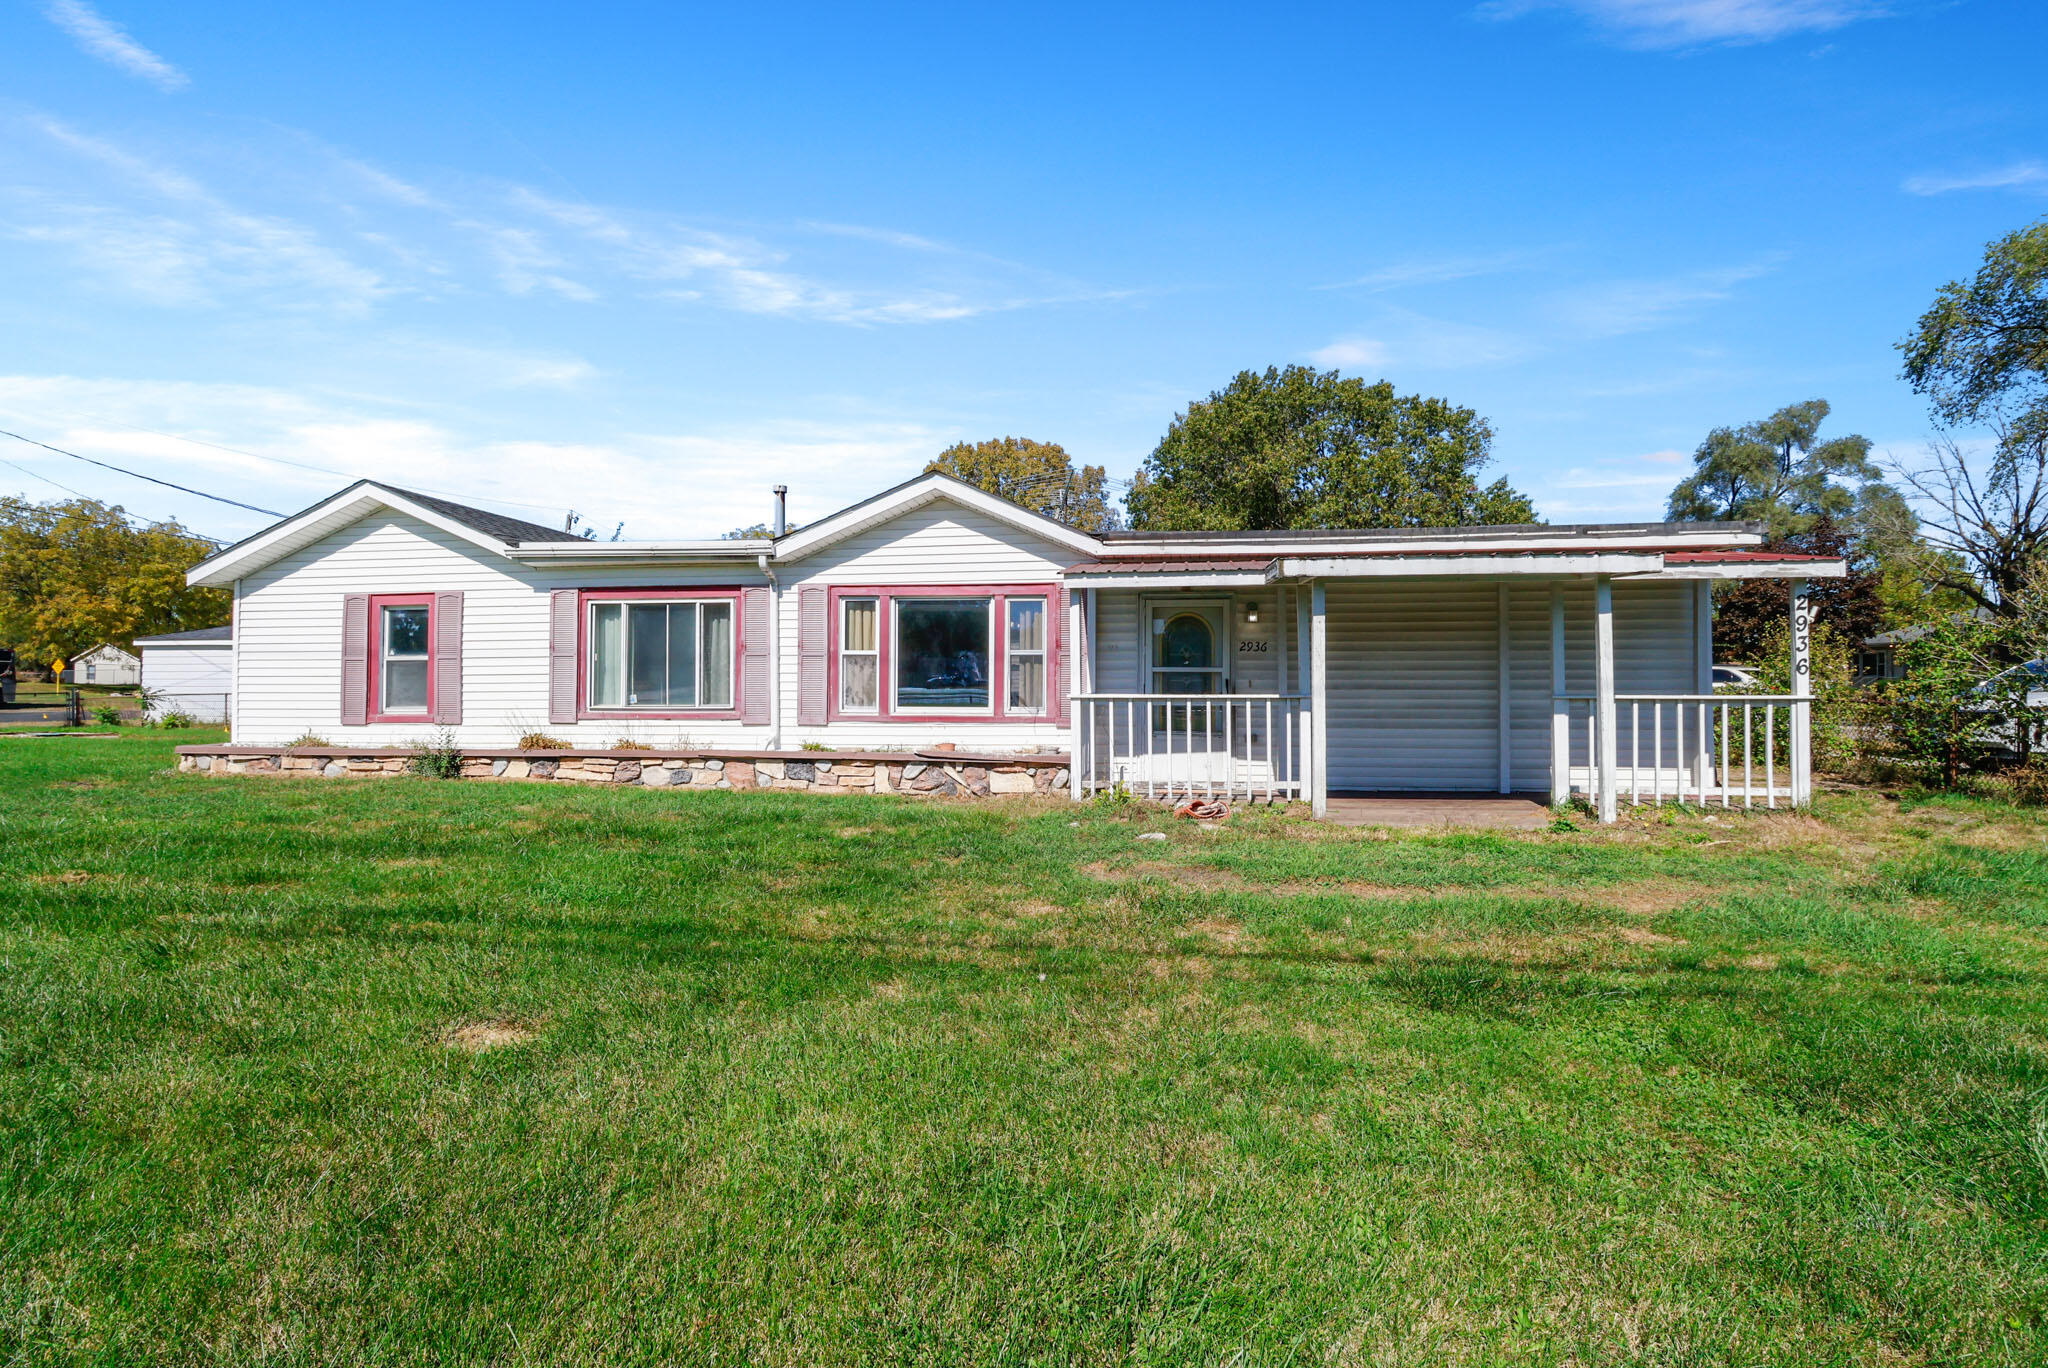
[828,586,1056,720]
[587,598,733,709]
[896,598,991,710]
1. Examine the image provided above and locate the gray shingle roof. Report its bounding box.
[135,625,232,644]
[380,485,585,544]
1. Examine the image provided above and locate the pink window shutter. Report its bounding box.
[432,591,464,725]
[1052,588,1072,725]
[547,589,579,725]
[797,586,828,726]
[340,594,370,726]
[738,586,771,724]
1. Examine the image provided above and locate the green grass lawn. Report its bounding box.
[3,732,2045,1365]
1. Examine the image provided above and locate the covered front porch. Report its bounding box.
[1063,548,1824,823]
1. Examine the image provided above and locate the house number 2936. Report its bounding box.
[1237,640,1269,653]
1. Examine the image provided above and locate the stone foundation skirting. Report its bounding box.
[173,745,1071,798]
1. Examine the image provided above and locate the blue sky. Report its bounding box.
[1,0,2044,542]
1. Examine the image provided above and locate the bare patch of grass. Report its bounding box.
[440,1018,538,1052]
[31,869,97,885]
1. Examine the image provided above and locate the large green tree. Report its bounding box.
[1664,399,1898,541]
[925,437,1118,531]
[0,497,227,672]
[1900,215,2048,439]
[1126,366,1534,531]
[1889,216,2048,621]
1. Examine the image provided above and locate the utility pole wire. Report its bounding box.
[0,428,286,518]
[0,456,228,543]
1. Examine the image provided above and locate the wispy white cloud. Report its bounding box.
[43,0,188,90]
[5,110,1116,329]
[12,116,388,312]
[1321,250,1540,292]
[507,187,1043,324]
[0,373,957,540]
[1311,310,1529,373]
[1477,0,1892,49]
[1309,338,1392,369]
[1902,161,2048,196]
[1548,261,1773,337]
[1535,450,1693,520]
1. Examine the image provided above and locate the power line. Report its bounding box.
[0,428,286,518]
[0,456,228,543]
[9,408,580,517]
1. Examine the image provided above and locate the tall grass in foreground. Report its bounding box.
[0,732,2044,1365]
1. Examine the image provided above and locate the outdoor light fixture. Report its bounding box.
[1245,601,1261,622]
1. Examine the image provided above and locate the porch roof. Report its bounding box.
[1061,545,1846,587]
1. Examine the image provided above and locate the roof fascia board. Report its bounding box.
[1654,558,1849,580]
[772,473,1105,563]
[187,483,525,588]
[1063,569,1274,589]
[1277,553,1666,578]
[510,541,763,562]
[1104,528,1760,557]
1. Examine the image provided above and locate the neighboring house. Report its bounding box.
[69,643,141,687]
[1854,611,1996,686]
[184,474,1841,820]
[136,625,234,723]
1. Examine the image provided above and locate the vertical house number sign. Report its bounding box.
[1792,585,1812,681]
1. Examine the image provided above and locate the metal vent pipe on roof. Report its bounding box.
[772,485,788,537]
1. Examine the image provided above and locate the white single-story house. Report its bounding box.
[69,643,142,687]
[135,625,234,722]
[184,473,1841,820]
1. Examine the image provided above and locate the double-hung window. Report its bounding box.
[370,597,433,719]
[839,598,880,712]
[1007,598,1046,713]
[587,598,733,710]
[831,588,1053,719]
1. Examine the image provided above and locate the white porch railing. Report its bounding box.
[1556,692,1809,809]
[1072,693,1307,803]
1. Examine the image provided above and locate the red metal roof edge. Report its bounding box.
[1064,546,1840,573]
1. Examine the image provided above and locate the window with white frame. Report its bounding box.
[587,599,733,709]
[839,597,879,712]
[380,603,431,714]
[1006,597,1047,714]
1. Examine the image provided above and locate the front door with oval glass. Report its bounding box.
[1149,600,1229,731]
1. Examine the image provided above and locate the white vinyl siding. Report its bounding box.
[777,501,1075,750]
[233,512,767,747]
[140,643,233,722]
[1089,579,1699,795]
[1088,587,1296,698]
[1319,577,1699,793]
[1323,579,1500,792]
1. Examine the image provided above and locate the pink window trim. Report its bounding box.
[574,586,747,721]
[365,593,435,723]
[825,583,1060,724]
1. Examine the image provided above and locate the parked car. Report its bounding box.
[1712,664,1760,689]
[1970,658,2048,757]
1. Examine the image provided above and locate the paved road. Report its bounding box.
[2,704,80,725]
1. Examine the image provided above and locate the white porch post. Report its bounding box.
[1549,583,1568,805]
[1594,575,1618,823]
[1694,579,1713,799]
[1790,578,1812,807]
[1497,582,1512,795]
[1310,580,1329,817]
[1068,589,1087,801]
